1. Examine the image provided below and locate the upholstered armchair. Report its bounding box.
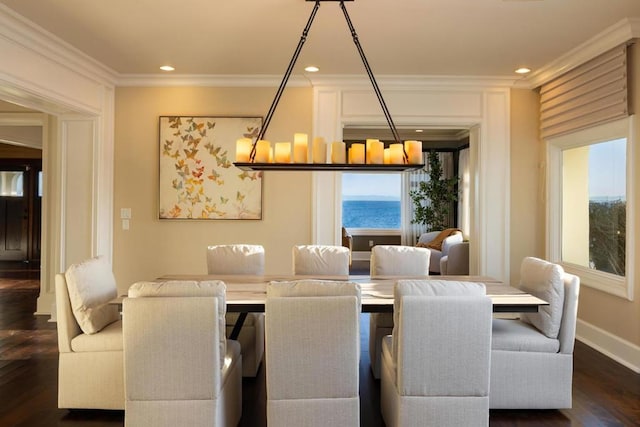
[123,280,242,427]
[207,244,265,377]
[292,244,350,276]
[381,280,492,426]
[440,241,470,275]
[369,245,430,379]
[265,280,361,427]
[341,227,353,265]
[55,256,124,409]
[490,257,580,409]
[417,230,463,274]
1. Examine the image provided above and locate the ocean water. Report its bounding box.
[343,200,401,229]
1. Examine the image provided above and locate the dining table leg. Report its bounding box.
[229,312,248,340]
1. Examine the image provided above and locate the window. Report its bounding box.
[0,171,24,197]
[342,173,401,229]
[38,170,43,197]
[548,117,635,300]
[562,139,626,275]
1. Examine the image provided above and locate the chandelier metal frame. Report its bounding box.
[234,0,423,172]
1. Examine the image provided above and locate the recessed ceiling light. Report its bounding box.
[160,65,175,72]
[304,66,319,73]
[515,67,531,74]
[415,129,423,133]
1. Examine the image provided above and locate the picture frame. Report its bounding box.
[158,116,263,220]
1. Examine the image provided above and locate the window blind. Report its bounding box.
[540,44,629,140]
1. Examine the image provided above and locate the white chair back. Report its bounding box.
[393,280,490,391]
[124,280,242,427]
[265,280,361,426]
[206,244,265,275]
[381,280,492,426]
[370,245,430,277]
[292,245,350,276]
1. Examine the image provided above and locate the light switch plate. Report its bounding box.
[120,208,131,219]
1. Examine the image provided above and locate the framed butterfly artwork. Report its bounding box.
[158,116,263,220]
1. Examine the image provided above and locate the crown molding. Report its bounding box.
[306,74,519,89]
[116,74,313,87]
[116,73,519,89]
[524,17,640,89]
[0,4,118,87]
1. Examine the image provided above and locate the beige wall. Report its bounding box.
[509,88,545,284]
[576,42,640,346]
[113,81,640,348]
[113,86,314,293]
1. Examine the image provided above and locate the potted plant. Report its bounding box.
[410,151,459,232]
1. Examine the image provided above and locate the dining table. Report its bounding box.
[146,274,548,340]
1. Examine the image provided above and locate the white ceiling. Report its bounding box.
[2,0,640,77]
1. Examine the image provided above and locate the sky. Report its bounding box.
[342,173,401,200]
[588,138,626,199]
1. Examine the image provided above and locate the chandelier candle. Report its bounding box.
[368,139,384,164]
[312,136,327,163]
[293,133,309,163]
[235,138,252,162]
[351,143,365,164]
[389,143,405,164]
[405,140,423,164]
[331,141,346,163]
[274,142,292,163]
[255,140,271,163]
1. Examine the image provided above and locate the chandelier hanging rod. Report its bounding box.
[338,1,402,146]
[250,0,402,161]
[253,0,320,152]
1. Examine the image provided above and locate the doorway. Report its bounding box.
[0,114,43,280]
[0,161,41,260]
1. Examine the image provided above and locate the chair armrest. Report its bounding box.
[441,233,464,255]
[441,242,469,275]
[55,273,82,353]
[440,256,449,275]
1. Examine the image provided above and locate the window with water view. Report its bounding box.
[342,173,401,229]
[562,138,626,276]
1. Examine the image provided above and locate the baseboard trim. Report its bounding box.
[576,318,640,373]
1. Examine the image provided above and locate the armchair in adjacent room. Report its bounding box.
[440,241,470,275]
[417,229,463,274]
[341,227,353,266]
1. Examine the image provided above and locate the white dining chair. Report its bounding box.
[292,244,350,276]
[381,280,492,427]
[369,245,430,379]
[206,244,265,275]
[489,257,580,409]
[123,280,242,427]
[265,280,361,427]
[206,244,265,377]
[55,255,124,410]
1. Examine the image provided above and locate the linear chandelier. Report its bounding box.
[233,0,424,172]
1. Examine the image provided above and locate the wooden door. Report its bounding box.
[0,168,29,261]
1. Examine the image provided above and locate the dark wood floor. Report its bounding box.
[0,285,638,426]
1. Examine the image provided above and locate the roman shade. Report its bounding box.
[540,44,630,140]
